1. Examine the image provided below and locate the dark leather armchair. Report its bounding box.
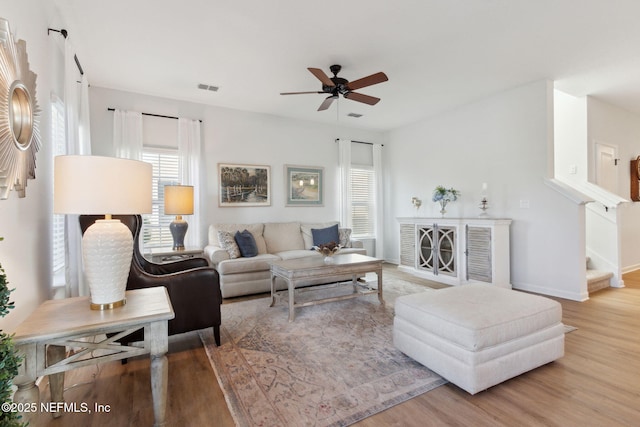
[79,215,221,345]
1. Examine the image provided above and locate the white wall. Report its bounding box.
[554,90,588,183]
[89,86,385,246]
[0,0,66,332]
[384,80,587,300]
[587,97,640,272]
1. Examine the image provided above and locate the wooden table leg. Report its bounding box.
[270,273,277,307]
[149,320,169,427]
[288,279,295,322]
[47,344,66,418]
[13,343,39,425]
[377,268,385,305]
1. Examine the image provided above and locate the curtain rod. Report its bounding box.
[107,108,203,123]
[335,139,383,146]
[48,28,84,76]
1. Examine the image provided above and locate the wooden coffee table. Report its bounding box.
[269,253,384,321]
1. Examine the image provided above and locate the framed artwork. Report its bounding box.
[285,165,323,206]
[218,163,271,207]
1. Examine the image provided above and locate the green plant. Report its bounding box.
[0,237,25,427]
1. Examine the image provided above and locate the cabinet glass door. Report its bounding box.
[418,226,435,271]
[418,225,456,276]
[437,226,456,276]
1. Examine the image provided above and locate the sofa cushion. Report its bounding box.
[394,285,562,351]
[263,222,305,253]
[210,223,267,254]
[275,249,320,260]
[217,230,240,259]
[301,222,339,249]
[217,254,280,275]
[235,230,259,257]
[312,224,340,246]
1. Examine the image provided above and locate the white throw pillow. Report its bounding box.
[217,230,241,259]
[338,228,352,248]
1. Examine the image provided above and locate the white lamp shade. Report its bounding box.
[164,185,194,215]
[54,155,152,215]
[53,155,152,309]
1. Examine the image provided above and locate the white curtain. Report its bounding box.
[338,139,352,228]
[113,109,143,160]
[373,143,384,259]
[63,39,92,297]
[178,118,202,247]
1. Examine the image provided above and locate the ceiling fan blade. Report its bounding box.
[280,91,324,95]
[346,72,388,91]
[318,95,338,111]
[308,68,335,87]
[344,92,380,106]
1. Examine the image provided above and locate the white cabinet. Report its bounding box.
[397,217,512,288]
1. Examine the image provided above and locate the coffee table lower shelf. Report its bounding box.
[269,254,384,322]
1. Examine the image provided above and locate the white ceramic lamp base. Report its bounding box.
[82,219,133,310]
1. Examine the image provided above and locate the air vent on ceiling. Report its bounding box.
[347,112,363,118]
[198,83,219,92]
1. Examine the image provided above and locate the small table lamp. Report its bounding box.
[54,155,152,310]
[164,185,194,251]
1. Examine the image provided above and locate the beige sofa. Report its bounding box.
[204,221,366,298]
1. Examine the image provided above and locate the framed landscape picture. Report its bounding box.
[285,165,323,206]
[218,163,271,207]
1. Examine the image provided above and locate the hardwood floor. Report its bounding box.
[30,266,640,426]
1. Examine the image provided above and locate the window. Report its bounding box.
[351,165,375,238]
[142,148,180,249]
[51,96,66,286]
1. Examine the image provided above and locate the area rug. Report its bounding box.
[200,280,446,427]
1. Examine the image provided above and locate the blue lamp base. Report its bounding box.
[169,215,188,251]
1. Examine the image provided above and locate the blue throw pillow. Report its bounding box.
[311,224,340,247]
[234,229,258,257]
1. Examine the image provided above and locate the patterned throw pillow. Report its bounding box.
[217,230,241,259]
[338,228,351,248]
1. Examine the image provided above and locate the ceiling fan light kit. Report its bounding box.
[281,64,388,111]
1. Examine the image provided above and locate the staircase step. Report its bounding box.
[586,269,613,294]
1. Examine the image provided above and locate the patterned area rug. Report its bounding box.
[200,278,446,427]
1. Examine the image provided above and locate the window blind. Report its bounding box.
[51,97,66,275]
[351,166,375,238]
[142,148,180,249]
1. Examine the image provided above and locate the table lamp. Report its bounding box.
[164,185,194,250]
[54,155,152,310]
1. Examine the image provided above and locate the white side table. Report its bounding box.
[145,246,204,263]
[12,287,175,427]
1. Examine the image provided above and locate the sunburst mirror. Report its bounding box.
[0,18,41,199]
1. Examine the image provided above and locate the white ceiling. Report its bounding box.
[53,0,640,131]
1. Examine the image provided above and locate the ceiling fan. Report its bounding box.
[280,64,388,111]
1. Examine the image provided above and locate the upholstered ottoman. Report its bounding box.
[393,284,564,394]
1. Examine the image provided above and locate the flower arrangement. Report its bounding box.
[313,241,341,258]
[432,185,460,216]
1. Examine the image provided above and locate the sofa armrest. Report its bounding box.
[144,257,209,275]
[204,245,230,266]
[350,239,364,249]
